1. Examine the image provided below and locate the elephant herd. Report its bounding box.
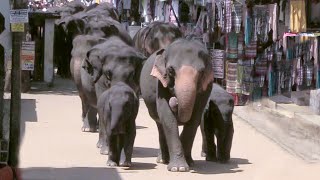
[52,2,235,172]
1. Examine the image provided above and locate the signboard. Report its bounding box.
[21,41,35,71]
[11,23,24,32]
[10,9,28,23]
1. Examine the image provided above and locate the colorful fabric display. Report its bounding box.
[244,13,252,45]
[232,0,242,33]
[245,41,257,58]
[255,55,268,75]
[238,33,244,59]
[226,62,238,93]
[225,0,232,33]
[228,32,238,59]
[211,49,225,79]
[296,57,303,86]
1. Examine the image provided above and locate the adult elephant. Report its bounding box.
[133,21,183,57]
[140,39,214,172]
[80,36,145,137]
[70,35,106,132]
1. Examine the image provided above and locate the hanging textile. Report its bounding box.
[232,0,242,33]
[268,3,278,41]
[290,0,306,33]
[211,49,225,79]
[226,62,238,93]
[255,55,268,76]
[244,10,252,46]
[245,41,257,58]
[169,0,179,25]
[228,32,238,59]
[238,33,244,59]
[216,0,225,32]
[296,57,303,86]
[123,0,131,10]
[225,0,232,33]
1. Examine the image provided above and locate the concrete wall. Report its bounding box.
[0,0,12,66]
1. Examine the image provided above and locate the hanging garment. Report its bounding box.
[290,0,306,33]
[211,49,225,79]
[232,0,242,33]
[238,33,244,59]
[228,32,238,59]
[245,40,257,58]
[169,0,179,25]
[296,57,304,86]
[225,0,232,33]
[268,3,278,41]
[244,11,252,46]
[226,61,238,93]
[123,0,131,10]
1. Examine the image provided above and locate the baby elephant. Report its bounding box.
[97,82,139,167]
[200,83,234,163]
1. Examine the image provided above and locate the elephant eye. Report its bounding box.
[167,66,175,77]
[105,70,112,80]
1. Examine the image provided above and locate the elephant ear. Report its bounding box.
[83,49,103,83]
[198,50,214,91]
[150,49,168,88]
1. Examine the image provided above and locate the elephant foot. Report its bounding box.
[167,158,189,172]
[201,151,207,157]
[81,120,98,132]
[120,161,132,167]
[156,154,169,164]
[81,126,97,132]
[206,155,218,162]
[96,139,102,148]
[100,145,109,155]
[107,160,118,167]
[185,156,195,167]
[217,154,230,163]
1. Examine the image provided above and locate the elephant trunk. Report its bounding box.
[110,109,125,135]
[174,66,199,123]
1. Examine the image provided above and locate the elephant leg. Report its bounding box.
[200,113,207,157]
[217,121,234,163]
[180,92,211,166]
[202,108,217,162]
[121,123,136,167]
[156,122,169,164]
[82,107,98,132]
[180,118,199,167]
[98,117,109,155]
[107,135,119,166]
[157,97,189,172]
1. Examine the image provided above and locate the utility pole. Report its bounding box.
[8,0,26,167]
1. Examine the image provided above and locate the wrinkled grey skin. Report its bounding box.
[54,2,119,78]
[200,83,234,163]
[133,21,183,57]
[140,39,214,172]
[70,18,132,132]
[70,35,106,132]
[97,82,139,167]
[81,36,145,141]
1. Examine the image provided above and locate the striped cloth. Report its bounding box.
[245,40,257,58]
[226,61,238,93]
[232,0,242,33]
[228,32,238,59]
[225,0,232,33]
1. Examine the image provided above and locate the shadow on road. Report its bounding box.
[123,162,157,170]
[27,77,79,96]
[133,147,158,158]
[192,158,251,174]
[22,167,122,180]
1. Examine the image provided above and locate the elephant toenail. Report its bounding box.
[171,167,178,172]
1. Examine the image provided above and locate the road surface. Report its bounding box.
[18,81,320,180]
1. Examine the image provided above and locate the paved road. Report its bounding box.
[19,86,320,180]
